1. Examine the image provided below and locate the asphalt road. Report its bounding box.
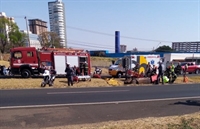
[0,84,200,128]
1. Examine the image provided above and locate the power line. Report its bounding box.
[68,39,114,47]
[68,42,114,50]
[67,26,173,43]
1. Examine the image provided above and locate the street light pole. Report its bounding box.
[24,16,30,47]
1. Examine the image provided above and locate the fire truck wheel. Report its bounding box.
[21,69,31,78]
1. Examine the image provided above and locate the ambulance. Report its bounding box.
[108,54,161,78]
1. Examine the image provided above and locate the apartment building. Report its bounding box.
[172,41,200,52]
[48,0,67,47]
[28,19,48,34]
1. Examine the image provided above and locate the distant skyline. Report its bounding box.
[0,0,199,52]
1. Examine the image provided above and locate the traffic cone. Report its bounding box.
[183,74,188,83]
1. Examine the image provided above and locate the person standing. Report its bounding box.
[145,62,152,77]
[157,62,164,84]
[83,61,88,75]
[65,63,73,86]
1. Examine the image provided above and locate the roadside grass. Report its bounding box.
[41,112,200,129]
[0,76,199,89]
[0,60,9,67]
[0,78,111,89]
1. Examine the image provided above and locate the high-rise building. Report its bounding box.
[28,19,48,35]
[48,0,67,47]
[172,41,200,52]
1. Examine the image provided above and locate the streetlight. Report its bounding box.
[24,16,30,47]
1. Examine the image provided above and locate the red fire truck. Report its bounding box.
[10,47,91,78]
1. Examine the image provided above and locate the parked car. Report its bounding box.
[181,62,200,74]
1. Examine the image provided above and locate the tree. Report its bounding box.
[38,31,62,48]
[0,17,26,54]
[155,45,174,52]
[9,30,27,47]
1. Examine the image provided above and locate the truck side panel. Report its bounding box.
[66,56,79,67]
[54,55,66,75]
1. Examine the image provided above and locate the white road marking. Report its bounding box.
[47,90,130,95]
[0,96,200,109]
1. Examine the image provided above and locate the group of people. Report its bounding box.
[131,61,181,84]
[65,61,89,86]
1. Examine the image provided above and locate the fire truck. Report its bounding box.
[9,47,91,78]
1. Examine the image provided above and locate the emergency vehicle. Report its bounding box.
[10,47,91,78]
[108,54,161,78]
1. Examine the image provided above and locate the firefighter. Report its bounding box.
[151,65,158,75]
[169,62,175,75]
[169,62,177,83]
[133,63,140,73]
[65,63,74,86]
[145,62,152,77]
[175,62,182,75]
[83,61,88,75]
[80,62,84,75]
[157,62,164,84]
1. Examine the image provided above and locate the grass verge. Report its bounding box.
[42,112,200,129]
[0,76,199,90]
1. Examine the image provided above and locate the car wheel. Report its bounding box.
[117,72,122,78]
[195,69,200,74]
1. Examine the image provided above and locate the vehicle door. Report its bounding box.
[24,51,38,68]
[188,63,196,73]
[11,51,23,68]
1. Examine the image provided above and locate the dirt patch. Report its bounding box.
[42,112,200,129]
[0,60,10,67]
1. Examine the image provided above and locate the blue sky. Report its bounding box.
[0,0,200,52]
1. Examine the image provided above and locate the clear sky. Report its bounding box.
[0,0,200,52]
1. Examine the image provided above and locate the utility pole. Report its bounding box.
[24,16,30,47]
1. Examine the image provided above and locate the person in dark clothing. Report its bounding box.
[157,62,164,84]
[65,63,74,86]
[145,62,152,77]
[175,62,182,75]
[133,63,140,73]
[83,61,88,75]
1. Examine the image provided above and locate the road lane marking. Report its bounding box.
[47,90,130,95]
[0,96,200,109]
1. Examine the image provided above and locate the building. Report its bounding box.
[28,19,47,34]
[48,0,67,47]
[21,30,41,49]
[0,12,15,41]
[172,41,200,52]
[120,45,127,53]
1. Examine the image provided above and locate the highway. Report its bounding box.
[0,84,200,108]
[0,84,200,128]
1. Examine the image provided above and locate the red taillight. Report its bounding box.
[131,56,135,58]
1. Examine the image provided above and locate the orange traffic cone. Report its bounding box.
[183,74,188,83]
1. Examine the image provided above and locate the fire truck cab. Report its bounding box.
[10,47,91,78]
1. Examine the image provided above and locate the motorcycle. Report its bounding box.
[41,69,56,87]
[93,67,102,78]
